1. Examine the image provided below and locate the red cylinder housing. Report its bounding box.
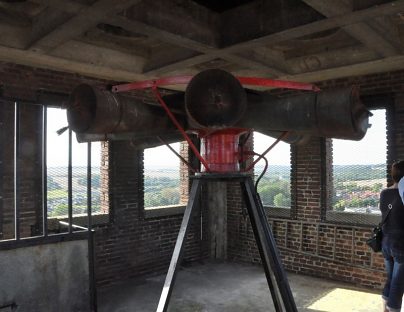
[200,128,247,173]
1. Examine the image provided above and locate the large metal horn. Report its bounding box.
[67,84,186,134]
[237,86,369,141]
[185,69,247,128]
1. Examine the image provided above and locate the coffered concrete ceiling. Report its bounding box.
[1,0,404,88]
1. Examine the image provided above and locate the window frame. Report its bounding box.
[141,141,190,219]
[323,96,394,226]
[254,132,296,219]
[0,101,110,248]
[45,106,111,227]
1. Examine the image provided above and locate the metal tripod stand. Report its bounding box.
[156,173,298,312]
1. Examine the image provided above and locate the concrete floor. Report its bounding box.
[98,261,387,312]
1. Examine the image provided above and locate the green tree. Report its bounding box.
[258,179,290,207]
[273,193,289,207]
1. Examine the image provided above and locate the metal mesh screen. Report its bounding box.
[330,109,387,217]
[0,104,108,243]
[46,108,107,230]
[143,143,182,209]
[47,108,69,222]
[254,132,291,209]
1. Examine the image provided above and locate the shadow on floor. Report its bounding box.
[98,261,384,312]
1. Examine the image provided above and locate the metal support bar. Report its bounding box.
[42,106,48,237]
[14,102,20,240]
[151,87,210,172]
[241,176,298,312]
[237,77,320,91]
[156,178,202,312]
[87,142,98,312]
[157,136,196,173]
[68,129,73,234]
[244,132,289,172]
[157,174,296,311]
[242,180,282,312]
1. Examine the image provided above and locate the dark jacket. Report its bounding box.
[380,188,404,250]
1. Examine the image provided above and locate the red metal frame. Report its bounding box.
[112,75,320,93]
[112,75,318,173]
[151,86,211,172]
[237,77,320,92]
[243,131,289,172]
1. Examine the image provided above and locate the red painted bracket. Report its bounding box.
[111,75,320,93]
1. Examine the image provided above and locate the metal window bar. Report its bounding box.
[87,142,97,312]
[0,102,96,254]
[42,106,48,237]
[68,129,73,234]
[1,104,97,249]
[14,102,20,241]
[87,142,92,232]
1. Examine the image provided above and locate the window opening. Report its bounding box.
[330,109,386,218]
[0,103,109,247]
[254,132,292,210]
[46,108,108,226]
[143,142,186,209]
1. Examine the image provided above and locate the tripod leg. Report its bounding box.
[241,177,297,312]
[156,178,202,312]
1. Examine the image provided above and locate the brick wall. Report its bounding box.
[94,141,203,287]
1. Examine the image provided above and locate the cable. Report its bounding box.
[254,153,268,193]
[241,151,269,192]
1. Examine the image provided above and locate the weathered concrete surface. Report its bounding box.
[98,261,385,312]
[207,181,227,260]
[0,240,89,312]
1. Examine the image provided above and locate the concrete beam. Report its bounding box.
[279,54,404,83]
[29,0,143,53]
[27,0,287,76]
[0,45,145,82]
[141,0,404,76]
[302,0,400,57]
[285,45,379,74]
[50,40,145,73]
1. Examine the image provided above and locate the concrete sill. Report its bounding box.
[265,206,291,218]
[325,210,380,227]
[144,205,186,219]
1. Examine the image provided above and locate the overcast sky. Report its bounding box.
[46,107,386,168]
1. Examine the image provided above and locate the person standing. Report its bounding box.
[380,160,404,312]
